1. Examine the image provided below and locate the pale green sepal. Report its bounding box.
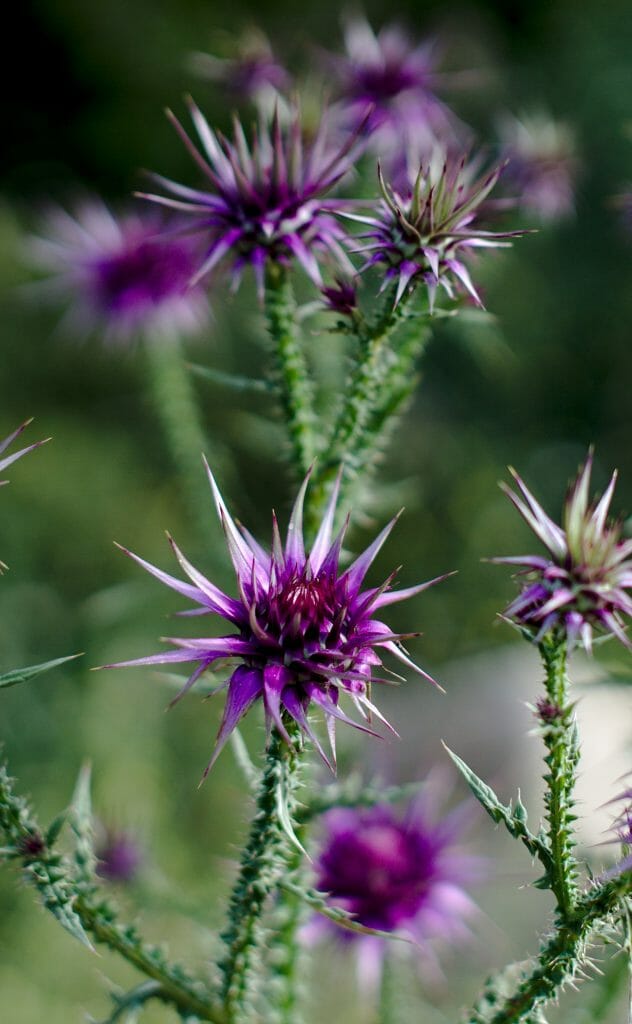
[0,653,82,689]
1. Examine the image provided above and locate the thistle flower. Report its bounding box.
[30,201,209,343]
[321,276,358,317]
[140,100,361,298]
[190,30,290,112]
[311,790,481,982]
[97,828,143,884]
[498,112,578,222]
[493,452,632,652]
[109,464,448,774]
[329,15,462,156]
[0,421,48,482]
[345,155,525,308]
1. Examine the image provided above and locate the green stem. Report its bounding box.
[467,875,632,1024]
[218,727,302,1023]
[76,892,223,1021]
[146,338,218,544]
[264,264,315,479]
[0,762,223,1022]
[264,845,306,1024]
[539,636,579,921]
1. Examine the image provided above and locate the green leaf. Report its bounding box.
[442,742,553,872]
[91,981,163,1024]
[0,653,82,690]
[24,859,94,951]
[69,761,97,885]
[45,811,68,848]
[187,363,272,393]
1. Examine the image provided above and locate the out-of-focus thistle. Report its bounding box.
[329,14,463,156]
[498,112,578,222]
[344,155,527,308]
[312,791,481,982]
[108,464,449,775]
[140,100,362,298]
[190,29,291,113]
[320,275,359,318]
[494,451,632,652]
[29,202,209,343]
[96,827,143,884]
[0,421,48,482]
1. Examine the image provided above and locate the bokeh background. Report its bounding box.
[1,0,631,1020]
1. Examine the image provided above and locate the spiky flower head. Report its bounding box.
[30,201,209,343]
[312,790,481,982]
[190,30,290,112]
[330,15,462,157]
[494,452,632,652]
[345,155,525,309]
[498,112,578,222]
[140,100,361,298]
[109,464,447,775]
[0,421,48,483]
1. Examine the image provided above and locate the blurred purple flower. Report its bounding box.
[140,101,362,298]
[190,30,290,112]
[97,828,143,884]
[312,789,482,984]
[345,155,525,309]
[30,201,209,343]
[329,15,464,158]
[108,464,448,775]
[0,421,48,482]
[493,452,632,652]
[498,113,578,222]
[321,276,358,317]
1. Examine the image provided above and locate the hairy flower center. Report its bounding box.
[356,64,422,101]
[94,241,192,312]
[266,572,337,643]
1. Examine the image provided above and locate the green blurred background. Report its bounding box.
[1,0,631,1020]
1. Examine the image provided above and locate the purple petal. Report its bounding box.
[202,666,264,778]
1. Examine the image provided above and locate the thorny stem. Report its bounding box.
[539,636,579,922]
[264,844,307,1024]
[265,263,316,479]
[0,762,223,1022]
[305,286,408,524]
[146,338,220,544]
[218,726,302,1023]
[467,874,632,1024]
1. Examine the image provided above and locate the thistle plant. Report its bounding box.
[2,11,631,1024]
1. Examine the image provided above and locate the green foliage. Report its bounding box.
[442,744,553,873]
[0,653,81,689]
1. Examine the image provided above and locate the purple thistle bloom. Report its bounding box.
[311,790,481,983]
[493,452,632,652]
[190,30,291,112]
[139,100,362,298]
[30,201,209,343]
[498,113,578,222]
[321,276,358,317]
[96,828,143,884]
[329,15,463,158]
[108,464,448,775]
[344,155,526,309]
[0,420,48,483]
